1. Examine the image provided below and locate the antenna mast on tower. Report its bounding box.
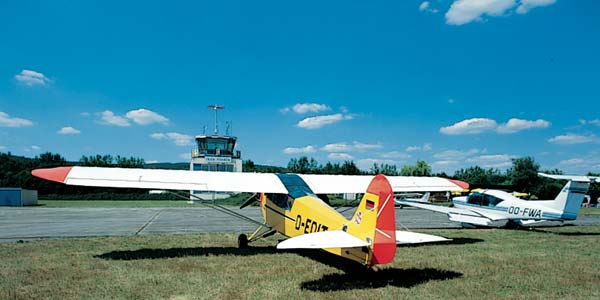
[207,105,224,135]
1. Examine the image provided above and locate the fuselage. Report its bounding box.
[452,190,575,221]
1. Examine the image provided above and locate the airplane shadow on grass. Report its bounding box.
[300,267,463,291]
[95,246,279,260]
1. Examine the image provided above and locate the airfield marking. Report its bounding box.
[135,209,164,235]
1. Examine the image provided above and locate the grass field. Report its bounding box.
[1,226,599,300]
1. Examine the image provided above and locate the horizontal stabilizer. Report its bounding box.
[276,231,370,249]
[395,231,451,244]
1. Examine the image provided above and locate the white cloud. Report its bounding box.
[15,69,51,86]
[146,160,159,164]
[405,146,420,152]
[98,110,131,127]
[125,109,169,125]
[179,153,191,160]
[440,118,498,135]
[579,119,600,126]
[24,145,41,152]
[0,146,6,150]
[516,0,556,14]
[356,158,397,170]
[283,145,317,154]
[441,117,550,135]
[558,158,586,166]
[379,151,411,159]
[548,133,599,145]
[466,154,514,168]
[57,126,81,135]
[0,112,34,127]
[352,141,382,150]
[434,149,481,160]
[419,1,439,13]
[448,98,455,104]
[80,112,91,117]
[321,141,382,152]
[445,0,516,25]
[151,132,194,146]
[328,153,354,160]
[322,143,352,152]
[296,113,353,129]
[423,143,433,151]
[496,118,550,134]
[291,103,331,114]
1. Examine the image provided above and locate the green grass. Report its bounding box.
[580,207,600,216]
[1,226,599,300]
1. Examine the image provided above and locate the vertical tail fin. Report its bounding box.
[346,174,396,266]
[547,180,590,219]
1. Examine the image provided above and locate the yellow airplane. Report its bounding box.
[32,166,466,267]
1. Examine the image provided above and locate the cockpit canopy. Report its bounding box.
[466,191,504,207]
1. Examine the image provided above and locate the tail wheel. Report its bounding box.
[238,234,248,248]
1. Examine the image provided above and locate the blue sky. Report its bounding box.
[1,0,599,174]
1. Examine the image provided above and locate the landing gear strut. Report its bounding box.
[238,234,248,248]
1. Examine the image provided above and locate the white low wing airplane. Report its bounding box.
[394,192,430,207]
[32,166,468,267]
[397,173,598,228]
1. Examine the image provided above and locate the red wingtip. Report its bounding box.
[447,178,469,190]
[31,166,73,183]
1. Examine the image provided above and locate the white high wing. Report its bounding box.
[32,166,465,245]
[397,173,599,228]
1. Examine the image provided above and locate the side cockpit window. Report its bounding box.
[467,193,482,205]
[266,193,294,210]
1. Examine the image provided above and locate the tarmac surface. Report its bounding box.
[1,206,599,243]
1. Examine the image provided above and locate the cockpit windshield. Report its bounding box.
[466,192,504,207]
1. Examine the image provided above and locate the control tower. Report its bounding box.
[190,105,242,199]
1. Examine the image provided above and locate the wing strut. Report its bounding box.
[167,191,271,230]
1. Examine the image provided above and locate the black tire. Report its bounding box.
[238,234,248,248]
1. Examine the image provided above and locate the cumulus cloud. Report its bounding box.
[446,0,515,25]
[283,145,317,154]
[24,145,41,152]
[321,141,382,152]
[516,0,556,14]
[328,153,354,160]
[0,112,34,127]
[405,143,432,152]
[496,118,550,134]
[419,1,439,13]
[445,0,557,25]
[441,117,550,135]
[356,158,396,170]
[466,154,514,168]
[434,149,481,161]
[282,103,331,114]
[379,151,411,159]
[440,118,498,135]
[548,133,599,145]
[296,113,353,129]
[57,126,81,135]
[98,110,131,127]
[125,109,169,125]
[15,69,51,86]
[151,132,194,146]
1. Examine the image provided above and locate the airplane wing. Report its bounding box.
[276,230,370,249]
[32,166,467,194]
[395,230,451,244]
[395,201,482,217]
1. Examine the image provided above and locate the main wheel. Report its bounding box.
[238,234,248,248]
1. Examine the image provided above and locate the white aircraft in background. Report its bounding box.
[394,192,430,207]
[397,173,598,228]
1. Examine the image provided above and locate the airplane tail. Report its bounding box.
[538,173,597,220]
[346,174,396,266]
[276,174,397,266]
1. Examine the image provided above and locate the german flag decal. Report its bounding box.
[365,200,375,210]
